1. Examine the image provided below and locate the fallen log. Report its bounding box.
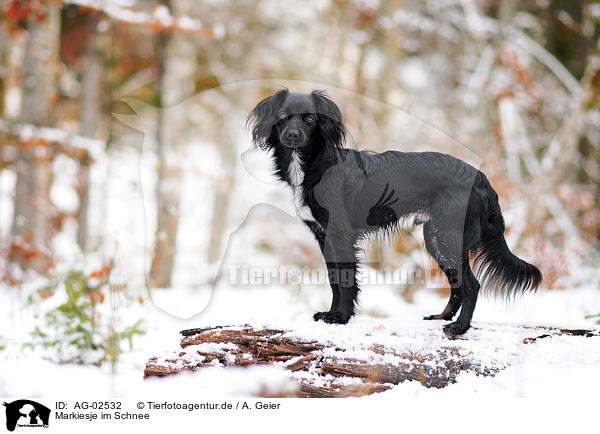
[144,325,501,396]
[144,324,599,397]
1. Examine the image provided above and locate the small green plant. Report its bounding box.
[28,264,144,371]
[585,313,600,325]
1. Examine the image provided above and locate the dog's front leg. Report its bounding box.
[326,261,341,311]
[313,260,342,322]
[313,239,359,324]
[314,262,358,324]
[305,222,343,321]
[312,240,343,321]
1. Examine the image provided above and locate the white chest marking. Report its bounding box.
[288,152,316,223]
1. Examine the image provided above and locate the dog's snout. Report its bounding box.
[286,129,300,141]
[282,127,304,147]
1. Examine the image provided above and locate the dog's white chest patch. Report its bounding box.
[288,152,317,223]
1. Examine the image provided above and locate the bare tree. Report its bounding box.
[206,114,236,265]
[11,5,60,272]
[149,0,197,287]
[77,14,102,253]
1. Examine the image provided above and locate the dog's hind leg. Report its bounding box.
[422,222,463,321]
[422,269,463,320]
[442,210,482,337]
[422,219,483,337]
[422,287,462,320]
[443,261,480,338]
[421,218,481,337]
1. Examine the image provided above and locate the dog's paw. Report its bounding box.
[313,311,327,321]
[313,311,351,324]
[423,313,451,321]
[443,321,470,339]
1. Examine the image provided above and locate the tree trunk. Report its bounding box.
[77,15,102,253]
[1,21,26,123]
[545,0,587,79]
[11,5,60,272]
[0,25,5,117]
[206,118,236,265]
[149,0,197,288]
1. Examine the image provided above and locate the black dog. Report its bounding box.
[247,89,542,337]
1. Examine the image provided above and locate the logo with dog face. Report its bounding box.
[3,400,50,431]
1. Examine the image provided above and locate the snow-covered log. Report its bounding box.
[144,325,598,397]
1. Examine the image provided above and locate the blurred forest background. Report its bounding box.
[1,0,600,361]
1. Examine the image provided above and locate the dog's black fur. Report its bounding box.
[247,89,542,337]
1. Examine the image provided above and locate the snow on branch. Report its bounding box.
[540,45,600,173]
[0,119,105,162]
[505,28,582,97]
[65,0,211,36]
[459,1,581,96]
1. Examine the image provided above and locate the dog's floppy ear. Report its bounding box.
[312,90,346,157]
[247,88,289,149]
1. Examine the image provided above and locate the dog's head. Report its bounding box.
[247,89,345,154]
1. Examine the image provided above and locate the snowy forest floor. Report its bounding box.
[2,280,599,400]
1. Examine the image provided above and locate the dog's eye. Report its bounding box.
[279,112,288,119]
[305,114,315,122]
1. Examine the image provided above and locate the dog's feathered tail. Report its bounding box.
[472,192,542,299]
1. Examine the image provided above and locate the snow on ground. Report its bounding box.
[165,281,600,400]
[1,274,599,400]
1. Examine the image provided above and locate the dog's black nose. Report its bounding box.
[286,129,300,141]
